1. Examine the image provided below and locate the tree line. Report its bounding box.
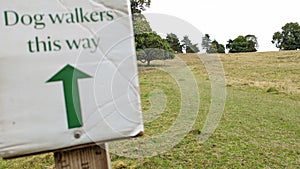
[130,0,300,65]
[132,13,201,65]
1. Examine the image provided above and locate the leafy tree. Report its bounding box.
[201,34,225,53]
[272,22,300,50]
[202,34,212,52]
[210,40,225,53]
[245,35,259,50]
[166,33,182,53]
[226,35,258,53]
[130,1,174,65]
[181,35,200,53]
[130,0,151,14]
[217,44,225,53]
[135,32,175,65]
[132,13,174,65]
[133,14,152,34]
[272,32,283,49]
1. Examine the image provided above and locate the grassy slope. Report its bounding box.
[1,51,300,168]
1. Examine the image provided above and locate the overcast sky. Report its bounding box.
[144,0,300,52]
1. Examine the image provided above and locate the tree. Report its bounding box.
[245,34,259,50]
[202,34,212,52]
[201,34,225,53]
[133,14,152,34]
[272,22,300,50]
[210,40,225,53]
[181,35,200,53]
[166,33,182,53]
[130,0,151,14]
[226,35,258,53]
[135,32,175,65]
[132,12,174,66]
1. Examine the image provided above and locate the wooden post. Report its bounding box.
[54,144,111,169]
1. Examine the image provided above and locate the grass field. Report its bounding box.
[1,51,299,168]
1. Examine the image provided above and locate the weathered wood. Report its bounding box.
[54,144,111,169]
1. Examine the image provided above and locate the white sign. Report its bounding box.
[0,0,143,158]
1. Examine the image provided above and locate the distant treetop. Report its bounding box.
[272,22,300,50]
[201,34,225,53]
[226,35,258,53]
[166,33,183,53]
[130,0,151,14]
[181,35,200,53]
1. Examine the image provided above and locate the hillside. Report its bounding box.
[179,50,300,95]
[1,51,300,168]
[220,51,300,95]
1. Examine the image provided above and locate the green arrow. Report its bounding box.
[47,64,92,129]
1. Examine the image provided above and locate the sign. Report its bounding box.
[0,0,143,159]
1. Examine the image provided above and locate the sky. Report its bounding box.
[144,0,300,52]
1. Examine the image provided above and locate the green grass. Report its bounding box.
[1,51,300,168]
[221,51,300,95]
[0,154,54,169]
